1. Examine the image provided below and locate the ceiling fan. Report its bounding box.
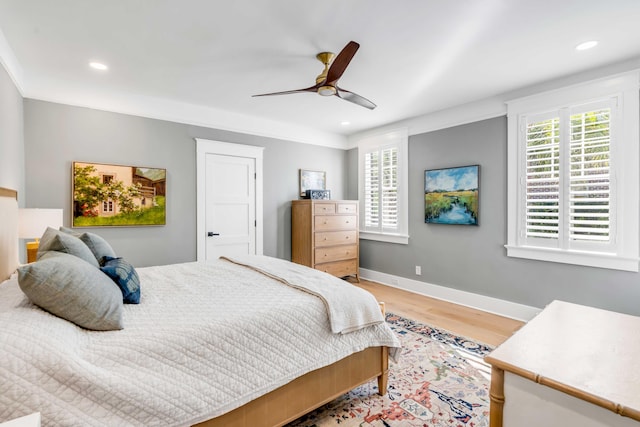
[252,41,376,110]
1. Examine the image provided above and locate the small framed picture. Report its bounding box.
[299,169,326,197]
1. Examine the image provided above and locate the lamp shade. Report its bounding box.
[18,209,64,240]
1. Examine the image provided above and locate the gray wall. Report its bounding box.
[353,116,640,316]
[0,65,24,203]
[24,100,347,267]
[21,97,640,315]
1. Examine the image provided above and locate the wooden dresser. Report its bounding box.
[291,200,359,281]
[485,300,640,427]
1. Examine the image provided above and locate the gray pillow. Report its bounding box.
[79,232,117,263]
[37,227,99,268]
[17,252,124,331]
[59,226,81,237]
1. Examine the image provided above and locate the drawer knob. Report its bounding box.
[345,236,349,239]
[345,220,350,224]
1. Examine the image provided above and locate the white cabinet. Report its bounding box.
[485,300,640,427]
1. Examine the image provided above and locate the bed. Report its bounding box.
[0,187,401,426]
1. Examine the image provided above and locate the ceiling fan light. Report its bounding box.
[318,85,337,96]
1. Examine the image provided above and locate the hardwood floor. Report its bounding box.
[351,278,525,347]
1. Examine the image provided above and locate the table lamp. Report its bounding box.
[18,208,63,263]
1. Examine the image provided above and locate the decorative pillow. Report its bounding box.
[37,227,99,268]
[79,232,117,263]
[17,252,124,330]
[100,256,141,304]
[59,226,81,237]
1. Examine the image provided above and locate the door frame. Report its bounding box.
[195,138,264,261]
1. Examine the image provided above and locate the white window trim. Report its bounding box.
[358,129,409,244]
[505,70,640,271]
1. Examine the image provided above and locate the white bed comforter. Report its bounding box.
[221,255,385,334]
[0,258,400,426]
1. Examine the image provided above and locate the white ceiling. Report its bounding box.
[1,0,640,145]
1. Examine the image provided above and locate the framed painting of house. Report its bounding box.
[72,161,166,227]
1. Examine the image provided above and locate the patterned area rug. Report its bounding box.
[287,313,494,427]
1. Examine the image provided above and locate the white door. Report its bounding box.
[196,138,264,261]
[205,154,255,258]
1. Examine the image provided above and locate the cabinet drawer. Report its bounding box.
[315,215,357,231]
[315,244,357,263]
[315,230,357,247]
[316,259,358,277]
[314,203,336,215]
[337,203,357,214]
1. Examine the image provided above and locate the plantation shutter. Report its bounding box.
[359,128,408,244]
[381,147,398,230]
[568,107,611,242]
[363,150,379,228]
[507,71,638,271]
[525,116,560,239]
[522,100,614,250]
[362,145,399,233]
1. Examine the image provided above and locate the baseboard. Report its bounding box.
[359,268,540,322]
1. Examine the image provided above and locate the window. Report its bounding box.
[506,71,639,271]
[358,129,409,244]
[102,200,114,213]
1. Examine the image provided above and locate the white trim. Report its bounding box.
[359,231,409,244]
[505,70,640,112]
[505,245,639,272]
[506,70,640,271]
[0,26,25,95]
[347,97,506,149]
[195,138,264,260]
[359,267,540,322]
[24,80,347,149]
[358,128,409,243]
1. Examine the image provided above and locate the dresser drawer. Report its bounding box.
[316,259,358,277]
[314,215,357,231]
[315,244,357,263]
[314,203,336,215]
[315,230,357,247]
[337,203,357,214]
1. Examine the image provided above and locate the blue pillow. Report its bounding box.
[100,256,141,304]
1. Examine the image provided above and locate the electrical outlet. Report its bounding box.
[415,266,422,275]
[390,278,399,286]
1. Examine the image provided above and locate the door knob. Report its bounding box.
[207,232,220,237]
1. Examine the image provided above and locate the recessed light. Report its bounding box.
[89,62,108,70]
[341,121,351,126]
[576,41,598,51]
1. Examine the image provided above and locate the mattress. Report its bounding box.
[0,258,400,426]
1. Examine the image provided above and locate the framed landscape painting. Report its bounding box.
[72,161,166,227]
[425,165,479,225]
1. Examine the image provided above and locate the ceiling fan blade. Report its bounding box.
[325,41,360,85]
[336,87,376,110]
[252,85,318,97]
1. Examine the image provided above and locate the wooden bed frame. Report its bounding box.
[196,346,388,427]
[0,187,390,427]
